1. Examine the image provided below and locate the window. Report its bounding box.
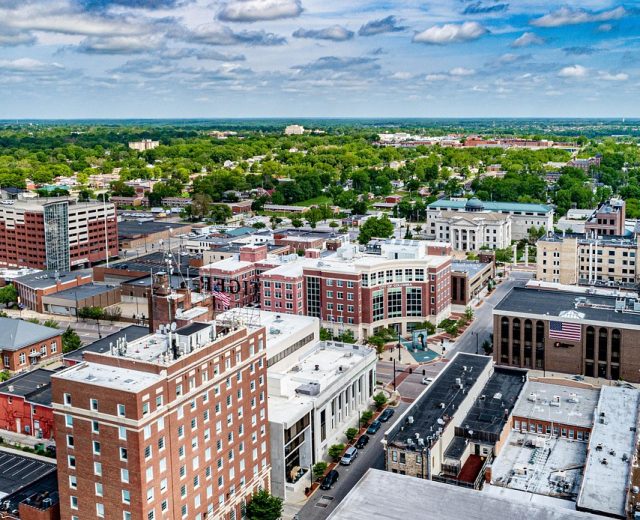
[69,475,77,489]
[92,420,99,434]
[122,490,131,504]
[64,393,72,406]
[96,503,104,517]
[117,404,126,417]
[70,496,78,510]
[94,462,102,476]
[119,426,127,440]
[65,415,73,427]
[121,468,129,483]
[95,483,103,497]
[120,447,128,461]
[68,455,76,468]
[90,398,99,411]
[93,441,101,455]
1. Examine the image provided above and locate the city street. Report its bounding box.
[295,401,410,520]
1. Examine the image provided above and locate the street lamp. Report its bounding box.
[473,331,479,355]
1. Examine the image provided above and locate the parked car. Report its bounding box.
[320,469,339,490]
[366,419,381,434]
[340,446,358,466]
[355,435,369,449]
[379,408,395,422]
[422,376,434,385]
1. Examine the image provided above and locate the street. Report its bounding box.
[295,402,410,520]
[291,271,533,520]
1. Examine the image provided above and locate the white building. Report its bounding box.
[428,210,512,251]
[216,309,376,501]
[427,198,553,241]
[284,125,305,135]
[128,139,160,151]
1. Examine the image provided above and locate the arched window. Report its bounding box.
[586,326,595,360]
[611,329,620,361]
[598,328,608,362]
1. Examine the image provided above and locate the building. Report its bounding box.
[0,451,60,520]
[568,155,601,172]
[489,381,640,519]
[128,139,159,151]
[427,210,512,251]
[451,261,495,305]
[51,319,271,520]
[13,271,93,313]
[284,125,304,135]
[0,368,57,439]
[117,220,192,250]
[383,353,525,488]
[493,286,640,381]
[585,198,626,237]
[40,283,121,316]
[263,204,309,214]
[327,469,599,520]
[0,318,62,372]
[536,233,640,287]
[0,197,117,271]
[63,325,149,366]
[427,198,553,241]
[302,241,452,339]
[556,208,595,234]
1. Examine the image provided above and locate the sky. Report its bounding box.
[0,0,638,118]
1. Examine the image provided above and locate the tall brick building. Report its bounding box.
[0,197,117,271]
[52,320,270,520]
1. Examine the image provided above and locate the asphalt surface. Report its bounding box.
[296,401,410,520]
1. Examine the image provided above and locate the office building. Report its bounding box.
[426,210,511,251]
[0,197,117,271]
[427,198,553,241]
[284,125,304,135]
[128,139,159,151]
[536,233,640,287]
[52,319,271,520]
[493,287,640,381]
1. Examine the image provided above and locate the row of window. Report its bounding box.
[513,420,589,441]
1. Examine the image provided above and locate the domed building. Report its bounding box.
[465,198,485,212]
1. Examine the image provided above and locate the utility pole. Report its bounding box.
[393,358,396,391]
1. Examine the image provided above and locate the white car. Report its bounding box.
[422,377,434,386]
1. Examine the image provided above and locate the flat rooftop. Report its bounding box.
[43,283,116,301]
[459,367,526,436]
[0,368,60,407]
[64,325,150,362]
[13,270,90,289]
[54,361,164,393]
[494,287,640,328]
[452,260,491,278]
[328,469,599,520]
[513,381,600,429]
[109,251,199,278]
[0,450,56,499]
[490,431,587,500]
[386,353,492,448]
[428,198,553,214]
[117,220,190,239]
[577,386,640,517]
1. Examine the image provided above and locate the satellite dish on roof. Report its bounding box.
[171,322,177,332]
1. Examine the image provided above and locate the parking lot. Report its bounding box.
[0,450,56,496]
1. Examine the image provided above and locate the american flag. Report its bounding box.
[212,287,231,308]
[549,321,581,341]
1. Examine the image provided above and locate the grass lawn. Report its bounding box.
[298,195,333,206]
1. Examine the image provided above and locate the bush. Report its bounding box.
[360,410,373,426]
[373,392,388,409]
[312,461,328,480]
[464,307,474,320]
[328,443,345,461]
[345,427,358,442]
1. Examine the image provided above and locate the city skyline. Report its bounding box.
[0,0,638,119]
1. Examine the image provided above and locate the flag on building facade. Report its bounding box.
[549,320,581,341]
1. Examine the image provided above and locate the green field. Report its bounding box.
[298,195,333,206]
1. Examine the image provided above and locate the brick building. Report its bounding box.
[0,197,117,271]
[52,320,271,520]
[584,198,626,237]
[0,318,62,372]
[13,271,93,313]
[493,287,640,382]
[451,261,495,305]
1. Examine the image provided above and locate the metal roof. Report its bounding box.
[0,318,61,351]
[428,198,553,214]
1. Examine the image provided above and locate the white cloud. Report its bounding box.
[0,57,63,72]
[531,6,626,28]
[292,25,354,42]
[558,65,588,78]
[391,71,412,80]
[599,71,628,81]
[77,35,163,54]
[413,22,487,45]
[597,23,614,32]
[449,67,475,76]
[218,0,302,22]
[425,73,448,81]
[511,32,545,48]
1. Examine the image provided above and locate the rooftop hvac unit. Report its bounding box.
[527,393,537,402]
[408,416,414,424]
[567,393,579,403]
[550,395,561,407]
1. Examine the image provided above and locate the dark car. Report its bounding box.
[379,408,395,422]
[366,419,381,434]
[355,435,369,449]
[320,469,339,490]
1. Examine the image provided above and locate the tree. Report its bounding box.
[253,222,266,229]
[464,307,474,321]
[373,392,388,409]
[110,180,135,197]
[358,216,394,244]
[0,284,18,305]
[62,326,82,353]
[209,205,232,224]
[291,217,303,228]
[245,489,283,520]
[328,443,345,461]
[0,370,10,382]
[360,410,373,426]
[345,427,359,442]
[43,319,59,329]
[336,329,356,343]
[190,193,212,220]
[313,461,328,481]
[482,339,493,355]
[320,328,332,341]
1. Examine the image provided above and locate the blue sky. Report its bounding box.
[0,0,638,118]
